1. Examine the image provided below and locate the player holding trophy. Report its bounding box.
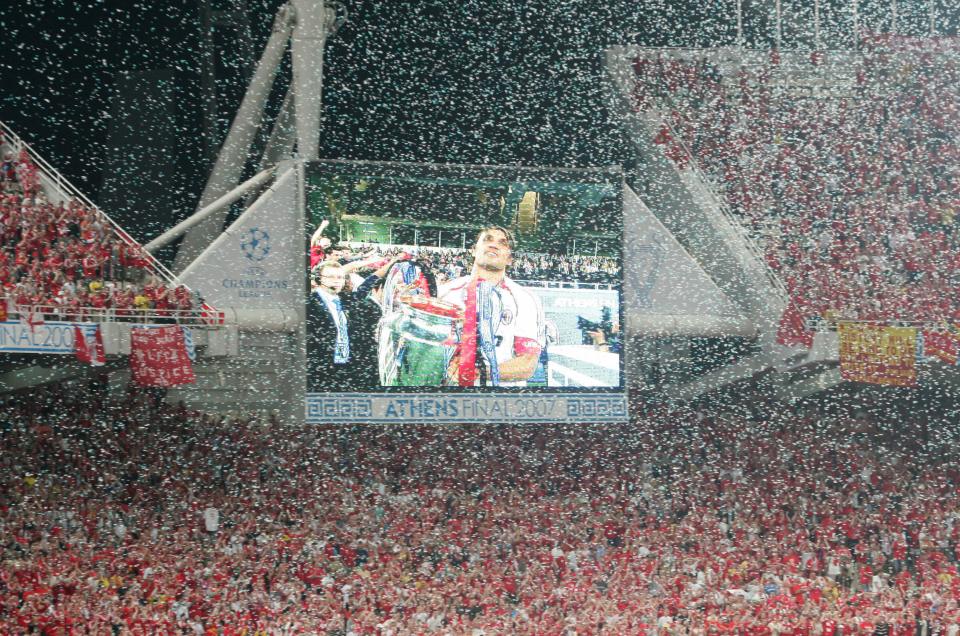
[377,226,544,387]
[437,226,544,387]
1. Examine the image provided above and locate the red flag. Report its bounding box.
[130,326,195,386]
[776,301,814,349]
[74,325,106,366]
[922,329,959,366]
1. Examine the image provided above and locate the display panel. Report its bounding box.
[304,160,626,422]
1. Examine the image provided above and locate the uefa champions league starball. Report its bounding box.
[240,227,270,262]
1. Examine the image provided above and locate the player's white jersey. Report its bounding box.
[438,275,545,387]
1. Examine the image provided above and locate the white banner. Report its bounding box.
[305,392,628,424]
[179,167,303,310]
[622,185,744,324]
[0,321,81,354]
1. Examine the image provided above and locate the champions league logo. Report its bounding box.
[225,226,288,298]
[240,227,270,262]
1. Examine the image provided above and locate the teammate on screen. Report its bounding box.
[305,261,354,391]
[438,226,545,387]
[309,219,331,269]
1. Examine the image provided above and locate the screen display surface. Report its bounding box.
[304,161,626,422]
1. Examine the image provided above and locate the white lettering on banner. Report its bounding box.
[0,321,78,354]
[540,290,620,309]
[384,398,460,419]
[305,393,628,424]
[130,326,195,387]
[551,297,611,309]
[221,279,290,289]
[222,278,291,299]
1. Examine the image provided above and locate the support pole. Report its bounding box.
[852,0,859,48]
[736,0,744,47]
[814,0,821,50]
[290,0,337,161]
[258,90,297,172]
[173,4,294,273]
[775,0,782,51]
[144,168,275,253]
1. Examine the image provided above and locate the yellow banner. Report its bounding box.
[838,323,917,387]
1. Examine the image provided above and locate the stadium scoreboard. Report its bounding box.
[303,161,627,424]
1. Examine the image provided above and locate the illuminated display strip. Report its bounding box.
[548,362,608,387]
[547,346,620,387]
[305,393,628,424]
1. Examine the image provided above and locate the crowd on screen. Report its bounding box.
[328,242,620,287]
[633,39,960,325]
[2,381,960,634]
[0,144,197,320]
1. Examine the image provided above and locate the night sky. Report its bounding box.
[2,0,958,242]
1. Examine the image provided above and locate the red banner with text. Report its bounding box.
[130,326,196,387]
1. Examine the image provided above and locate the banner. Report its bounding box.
[838,322,917,387]
[776,301,814,349]
[73,325,105,366]
[130,326,196,387]
[179,168,301,311]
[0,321,77,354]
[921,327,960,366]
[19,310,44,333]
[622,184,743,323]
[182,326,196,361]
[306,392,628,424]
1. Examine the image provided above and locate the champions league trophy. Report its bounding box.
[378,260,503,387]
[378,259,455,386]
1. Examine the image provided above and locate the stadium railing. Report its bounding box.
[805,315,957,333]
[8,302,223,327]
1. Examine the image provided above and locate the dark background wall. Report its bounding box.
[2,0,958,244]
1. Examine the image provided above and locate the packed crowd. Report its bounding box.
[3,381,960,634]
[335,243,620,286]
[634,41,960,324]
[0,146,197,319]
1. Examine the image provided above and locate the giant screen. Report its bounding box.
[304,161,627,423]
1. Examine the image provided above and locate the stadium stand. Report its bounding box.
[0,123,210,324]
[335,243,620,287]
[632,39,960,329]
[2,381,959,634]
